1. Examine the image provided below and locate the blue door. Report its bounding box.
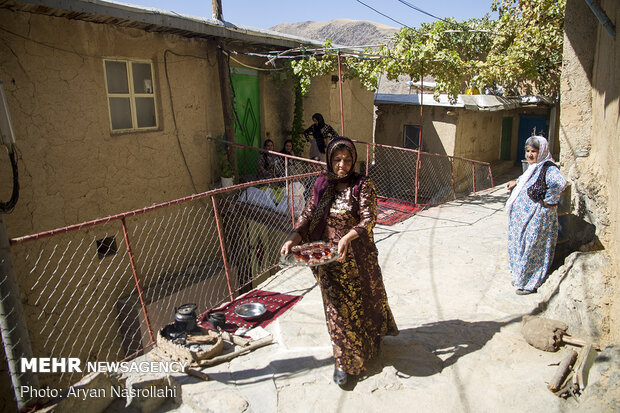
[517,115,548,163]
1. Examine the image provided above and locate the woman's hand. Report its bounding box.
[506,180,517,191]
[280,232,301,255]
[336,230,359,262]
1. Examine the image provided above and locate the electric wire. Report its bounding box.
[395,0,473,31]
[163,49,207,199]
[354,0,411,28]
[0,146,19,213]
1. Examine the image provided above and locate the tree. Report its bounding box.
[479,0,566,97]
[290,0,565,101]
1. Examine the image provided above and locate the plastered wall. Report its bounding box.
[0,10,221,238]
[560,0,619,342]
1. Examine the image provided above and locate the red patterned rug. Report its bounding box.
[377,198,423,225]
[199,290,302,333]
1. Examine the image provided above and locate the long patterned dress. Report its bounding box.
[295,177,399,375]
[508,166,567,291]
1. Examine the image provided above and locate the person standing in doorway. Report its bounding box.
[303,113,339,162]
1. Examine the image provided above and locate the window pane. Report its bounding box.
[404,125,420,150]
[109,97,132,130]
[132,62,153,94]
[135,97,156,128]
[105,61,129,94]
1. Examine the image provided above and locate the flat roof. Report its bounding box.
[1,0,324,51]
[374,93,551,111]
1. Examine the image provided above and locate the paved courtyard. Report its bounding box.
[148,174,581,413]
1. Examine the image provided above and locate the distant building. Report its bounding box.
[374,93,555,164]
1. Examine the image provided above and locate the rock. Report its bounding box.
[44,372,119,413]
[521,316,568,352]
[569,345,620,412]
[124,376,178,413]
[539,251,610,341]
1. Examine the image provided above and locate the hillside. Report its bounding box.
[269,18,398,47]
[270,19,414,93]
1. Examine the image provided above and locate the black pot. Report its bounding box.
[174,303,197,332]
[208,312,226,330]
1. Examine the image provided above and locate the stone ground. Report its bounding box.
[103,168,607,413]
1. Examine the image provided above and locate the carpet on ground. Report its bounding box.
[199,289,302,333]
[377,198,423,225]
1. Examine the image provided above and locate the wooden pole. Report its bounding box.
[337,52,345,135]
[211,0,222,20]
[212,0,238,178]
[414,61,424,204]
[548,350,578,392]
[0,215,39,410]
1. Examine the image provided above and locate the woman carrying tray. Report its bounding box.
[280,136,399,386]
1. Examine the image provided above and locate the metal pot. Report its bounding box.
[174,303,197,332]
[208,312,226,330]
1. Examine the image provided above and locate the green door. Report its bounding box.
[500,116,513,160]
[230,67,261,177]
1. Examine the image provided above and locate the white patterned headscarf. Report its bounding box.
[505,136,553,214]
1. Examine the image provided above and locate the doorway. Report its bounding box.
[500,117,513,160]
[230,67,261,177]
[517,115,548,163]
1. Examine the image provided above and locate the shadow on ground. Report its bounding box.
[186,355,334,386]
[364,318,522,381]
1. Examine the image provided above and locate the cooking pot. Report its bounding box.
[174,303,197,332]
[208,312,226,330]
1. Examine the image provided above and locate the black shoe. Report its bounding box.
[515,288,536,295]
[333,368,348,385]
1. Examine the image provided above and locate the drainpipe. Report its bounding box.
[584,0,616,38]
[0,215,39,410]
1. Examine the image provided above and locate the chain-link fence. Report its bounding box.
[1,137,492,409]
[356,140,493,205]
[1,170,319,408]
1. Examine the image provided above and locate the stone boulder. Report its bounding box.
[538,251,611,342]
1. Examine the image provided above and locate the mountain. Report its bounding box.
[269,19,398,47]
[269,19,424,94]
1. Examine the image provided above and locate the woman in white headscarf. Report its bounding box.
[505,136,567,295]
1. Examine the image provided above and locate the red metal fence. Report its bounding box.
[1,137,493,406]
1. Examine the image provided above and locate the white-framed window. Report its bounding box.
[103,59,158,132]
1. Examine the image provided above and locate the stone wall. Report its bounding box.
[559,0,619,343]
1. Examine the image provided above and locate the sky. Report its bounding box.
[114,0,498,30]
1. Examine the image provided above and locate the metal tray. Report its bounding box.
[280,243,340,267]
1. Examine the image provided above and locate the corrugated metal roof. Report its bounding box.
[374,93,548,111]
[0,0,324,51]
[374,93,465,108]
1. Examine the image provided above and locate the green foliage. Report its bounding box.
[291,78,305,156]
[479,0,566,96]
[289,1,565,101]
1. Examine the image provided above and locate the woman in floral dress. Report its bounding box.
[280,137,398,386]
[505,136,567,295]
